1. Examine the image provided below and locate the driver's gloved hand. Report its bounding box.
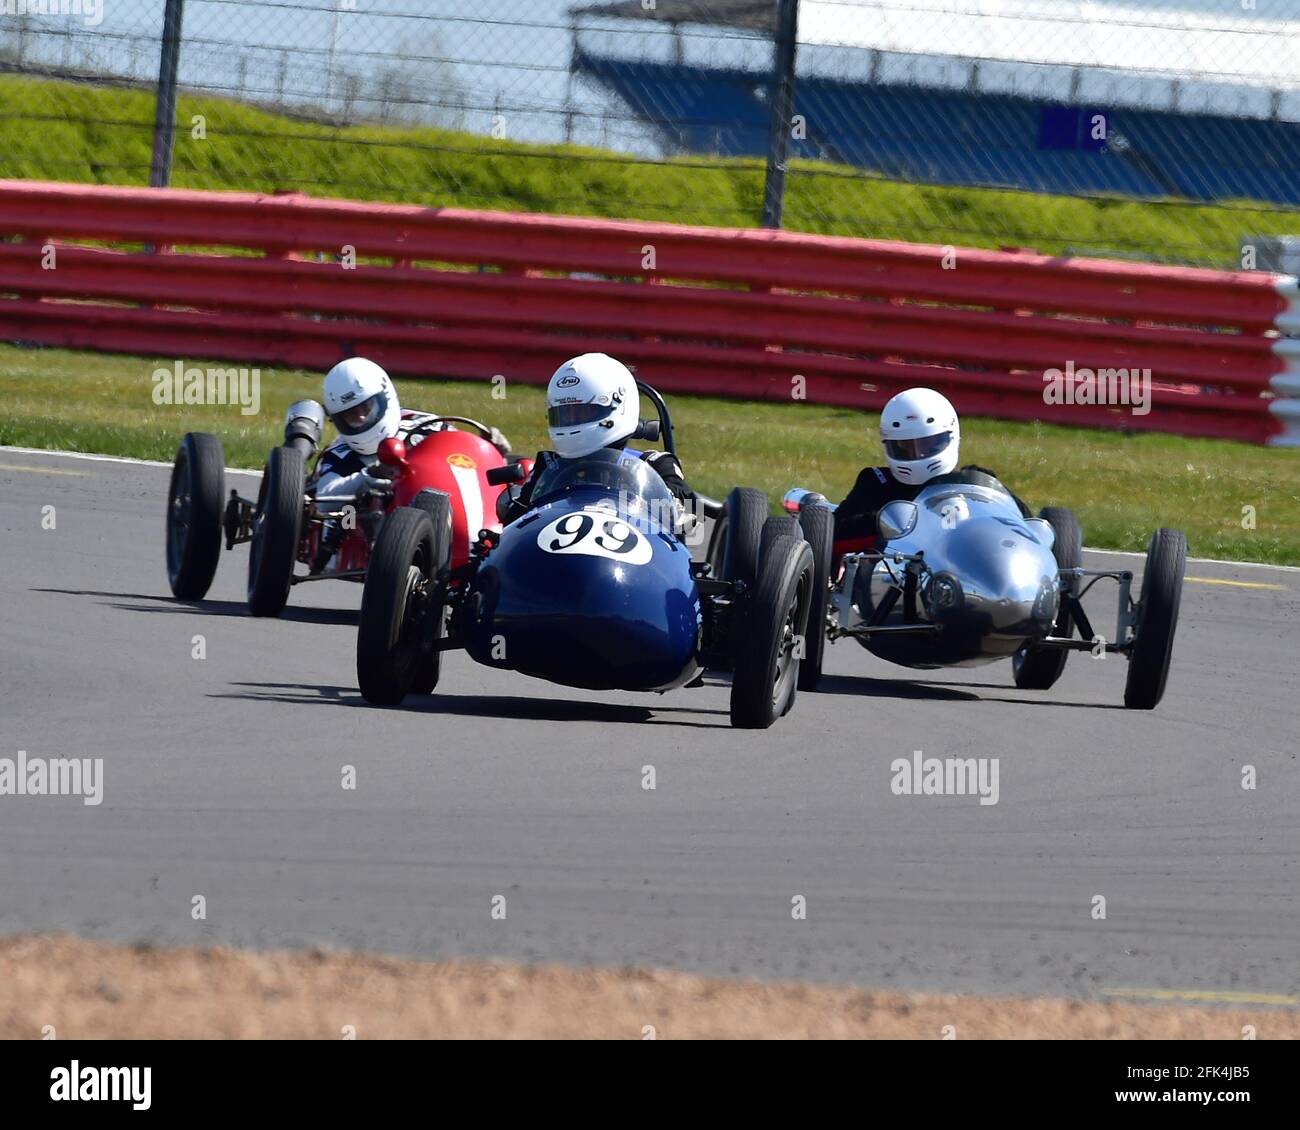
[488,427,512,456]
[365,461,399,480]
[360,472,396,497]
[496,487,526,527]
[642,450,683,482]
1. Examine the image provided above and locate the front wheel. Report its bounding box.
[166,432,225,600]
[246,445,304,617]
[357,508,444,705]
[1124,528,1186,710]
[405,490,454,694]
[796,504,834,691]
[730,534,814,729]
[1013,505,1082,691]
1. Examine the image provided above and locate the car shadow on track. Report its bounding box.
[811,673,1123,710]
[902,677,1127,710]
[211,683,734,728]
[813,674,979,702]
[30,588,359,627]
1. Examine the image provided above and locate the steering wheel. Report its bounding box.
[411,415,495,440]
[635,381,676,458]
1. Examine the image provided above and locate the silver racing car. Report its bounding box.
[783,468,1186,709]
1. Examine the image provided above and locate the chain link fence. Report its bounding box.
[1,0,1296,265]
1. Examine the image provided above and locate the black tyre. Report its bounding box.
[166,432,225,600]
[357,508,444,705]
[721,487,768,587]
[699,495,727,576]
[759,515,800,563]
[246,445,305,617]
[1124,528,1186,710]
[705,511,727,576]
[406,490,454,694]
[797,504,834,691]
[731,535,814,729]
[1013,505,1083,691]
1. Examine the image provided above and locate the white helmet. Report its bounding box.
[323,357,402,456]
[880,387,960,485]
[546,353,640,459]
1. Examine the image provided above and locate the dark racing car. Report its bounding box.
[353,384,818,728]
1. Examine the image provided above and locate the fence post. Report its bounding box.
[149,0,186,188]
[761,0,800,230]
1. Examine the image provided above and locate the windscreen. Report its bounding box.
[530,449,675,514]
[915,481,1021,523]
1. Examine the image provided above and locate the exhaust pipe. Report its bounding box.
[783,487,832,514]
[283,399,326,458]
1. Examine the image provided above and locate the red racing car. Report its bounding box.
[165,399,525,616]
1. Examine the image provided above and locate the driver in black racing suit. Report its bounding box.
[833,387,1031,554]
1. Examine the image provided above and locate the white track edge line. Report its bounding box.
[0,444,262,474]
[1081,546,1300,573]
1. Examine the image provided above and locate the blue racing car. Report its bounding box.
[353,384,822,728]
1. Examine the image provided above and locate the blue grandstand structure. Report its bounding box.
[573,52,1296,206]
[571,1,1297,207]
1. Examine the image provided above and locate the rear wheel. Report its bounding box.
[797,504,834,691]
[759,514,799,563]
[703,498,728,576]
[1013,505,1082,691]
[406,491,454,694]
[1124,528,1186,710]
[166,432,225,600]
[721,487,768,588]
[731,535,814,729]
[247,445,305,617]
[357,508,443,705]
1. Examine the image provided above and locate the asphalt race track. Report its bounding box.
[3,448,1297,1004]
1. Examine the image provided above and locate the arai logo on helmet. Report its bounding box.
[557,373,581,388]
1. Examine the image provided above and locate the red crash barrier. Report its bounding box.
[0,179,1289,442]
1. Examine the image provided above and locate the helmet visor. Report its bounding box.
[884,431,952,461]
[548,401,614,429]
[331,391,387,437]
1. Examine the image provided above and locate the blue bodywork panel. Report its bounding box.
[463,450,703,691]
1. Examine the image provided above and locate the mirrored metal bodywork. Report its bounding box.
[837,479,1061,668]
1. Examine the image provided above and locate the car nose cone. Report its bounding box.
[941,519,1059,637]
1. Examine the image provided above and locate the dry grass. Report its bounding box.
[2,936,1295,1040]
